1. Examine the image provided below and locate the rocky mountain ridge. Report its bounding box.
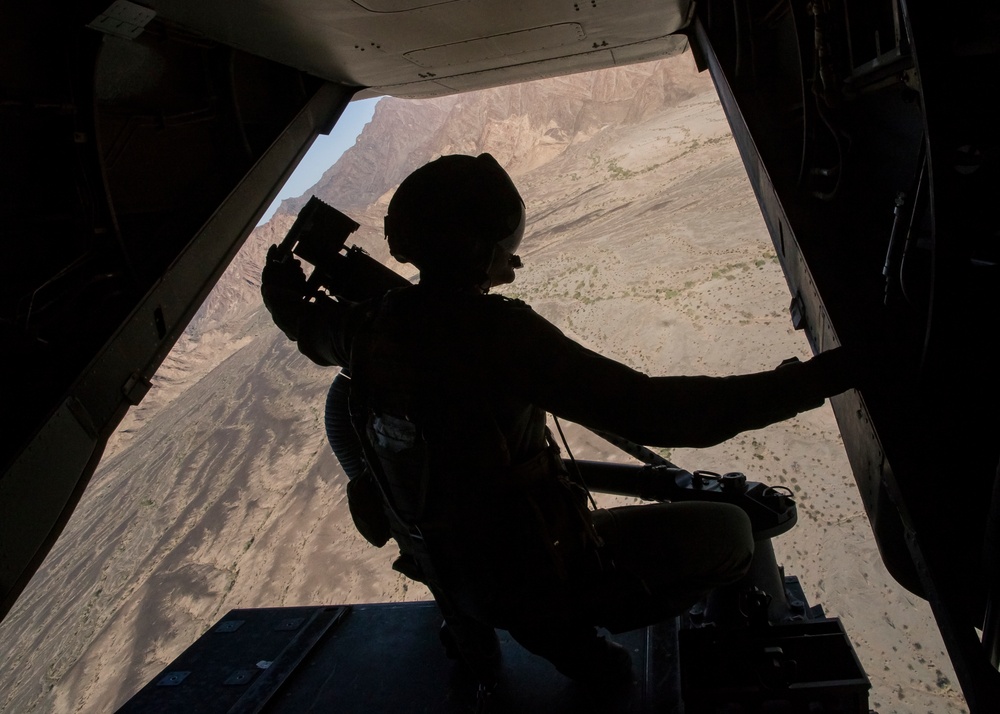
[194,58,712,342]
[277,59,711,218]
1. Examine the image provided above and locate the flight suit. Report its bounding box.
[284,281,850,676]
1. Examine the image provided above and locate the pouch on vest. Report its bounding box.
[346,471,392,547]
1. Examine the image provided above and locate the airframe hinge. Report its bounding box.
[122,371,152,406]
[789,293,807,331]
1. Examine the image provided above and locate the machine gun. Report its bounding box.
[567,430,868,711]
[570,429,806,622]
[573,429,797,541]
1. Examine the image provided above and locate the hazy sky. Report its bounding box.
[259,97,381,224]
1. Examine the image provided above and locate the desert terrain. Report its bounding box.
[0,54,967,713]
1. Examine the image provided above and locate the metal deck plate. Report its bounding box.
[118,601,682,714]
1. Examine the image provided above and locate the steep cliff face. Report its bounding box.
[279,56,710,217]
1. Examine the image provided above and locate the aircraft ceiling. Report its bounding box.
[138,0,693,97]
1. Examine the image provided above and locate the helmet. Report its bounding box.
[384,153,525,283]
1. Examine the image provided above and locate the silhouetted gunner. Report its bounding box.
[261,153,854,688]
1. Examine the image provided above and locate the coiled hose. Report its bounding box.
[324,372,367,482]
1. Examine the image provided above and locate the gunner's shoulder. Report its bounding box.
[482,293,532,312]
[478,294,541,324]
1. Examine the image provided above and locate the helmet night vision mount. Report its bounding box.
[277,195,409,303]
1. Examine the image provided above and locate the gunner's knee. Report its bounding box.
[705,503,755,584]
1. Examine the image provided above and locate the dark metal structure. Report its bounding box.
[2,1,998,710]
[116,603,685,714]
[116,599,869,713]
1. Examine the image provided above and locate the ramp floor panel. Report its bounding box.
[118,601,682,714]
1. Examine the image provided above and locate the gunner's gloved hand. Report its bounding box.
[775,346,858,411]
[803,346,857,397]
[261,244,309,340]
[794,344,888,405]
